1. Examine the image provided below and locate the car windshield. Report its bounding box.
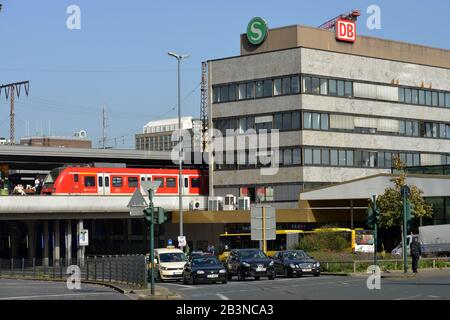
[191,257,222,267]
[238,250,267,259]
[284,251,308,260]
[159,252,186,263]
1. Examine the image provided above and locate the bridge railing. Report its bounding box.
[0,255,147,287]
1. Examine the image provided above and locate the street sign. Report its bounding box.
[250,206,276,241]
[168,239,173,246]
[78,229,89,246]
[335,19,356,43]
[141,180,162,194]
[127,189,148,217]
[178,236,187,247]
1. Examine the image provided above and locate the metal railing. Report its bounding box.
[320,257,450,273]
[0,255,147,287]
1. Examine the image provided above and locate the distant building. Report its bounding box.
[135,117,203,152]
[20,130,92,149]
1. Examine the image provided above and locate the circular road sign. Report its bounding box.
[247,17,268,45]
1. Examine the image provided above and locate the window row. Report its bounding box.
[399,87,450,108]
[302,76,353,97]
[214,147,422,170]
[213,111,301,136]
[212,75,300,103]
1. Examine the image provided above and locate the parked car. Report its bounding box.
[151,248,187,282]
[272,250,320,277]
[225,249,275,281]
[187,251,213,261]
[183,255,228,285]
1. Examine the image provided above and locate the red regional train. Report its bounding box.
[41,166,208,196]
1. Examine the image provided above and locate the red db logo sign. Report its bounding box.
[336,19,356,43]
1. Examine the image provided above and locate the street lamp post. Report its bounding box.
[168,51,190,246]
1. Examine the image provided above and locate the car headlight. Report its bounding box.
[269,261,274,266]
[315,262,320,267]
[196,270,205,274]
[290,264,296,268]
[219,269,227,274]
[160,266,168,271]
[242,262,250,267]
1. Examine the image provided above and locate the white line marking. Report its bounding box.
[160,283,196,289]
[394,294,422,300]
[216,293,230,300]
[0,292,114,300]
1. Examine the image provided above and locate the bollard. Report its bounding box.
[353,261,356,273]
[11,258,14,276]
[22,258,25,277]
[433,259,436,269]
[33,258,36,277]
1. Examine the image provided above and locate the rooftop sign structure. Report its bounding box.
[246,17,268,46]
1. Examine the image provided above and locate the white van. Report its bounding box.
[152,247,187,282]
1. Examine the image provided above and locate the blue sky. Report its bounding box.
[0,0,449,148]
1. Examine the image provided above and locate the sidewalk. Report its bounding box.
[130,286,181,300]
[349,267,450,279]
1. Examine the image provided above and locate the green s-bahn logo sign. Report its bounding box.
[246,17,268,45]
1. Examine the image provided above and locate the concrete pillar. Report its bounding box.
[65,220,72,265]
[43,221,49,266]
[9,222,18,259]
[53,221,60,264]
[76,220,85,265]
[26,221,36,259]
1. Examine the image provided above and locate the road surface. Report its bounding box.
[0,279,132,300]
[157,270,450,300]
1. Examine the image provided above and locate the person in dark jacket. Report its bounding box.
[410,237,422,273]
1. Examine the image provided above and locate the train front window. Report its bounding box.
[84,176,96,187]
[44,168,62,186]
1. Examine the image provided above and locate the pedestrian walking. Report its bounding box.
[410,237,422,273]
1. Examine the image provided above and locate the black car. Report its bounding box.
[183,256,228,284]
[272,250,320,277]
[187,251,213,262]
[225,249,275,281]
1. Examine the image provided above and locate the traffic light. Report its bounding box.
[406,200,415,222]
[155,207,169,224]
[144,207,153,223]
[367,198,381,229]
[367,207,374,228]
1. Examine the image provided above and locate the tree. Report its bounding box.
[375,157,433,244]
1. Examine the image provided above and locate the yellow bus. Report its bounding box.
[312,228,374,253]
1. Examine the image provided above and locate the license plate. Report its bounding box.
[256,267,266,272]
[302,269,312,272]
[207,274,219,278]
[174,271,183,275]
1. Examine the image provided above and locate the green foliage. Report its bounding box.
[296,232,349,252]
[376,156,433,228]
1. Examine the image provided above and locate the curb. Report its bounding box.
[321,272,351,276]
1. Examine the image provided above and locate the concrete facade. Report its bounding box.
[208,24,450,208]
